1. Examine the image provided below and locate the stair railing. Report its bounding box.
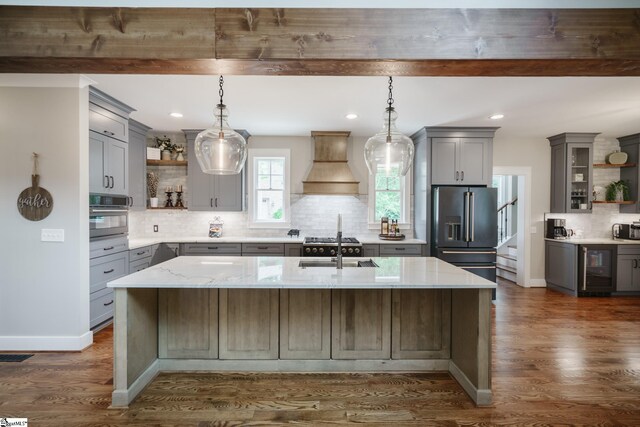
[497,197,518,243]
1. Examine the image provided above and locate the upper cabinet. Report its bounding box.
[431,136,492,185]
[619,133,640,213]
[128,119,152,210]
[88,87,136,196]
[184,129,250,211]
[547,133,597,214]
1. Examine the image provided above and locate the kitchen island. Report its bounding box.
[108,256,495,407]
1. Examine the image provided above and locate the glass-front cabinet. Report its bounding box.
[548,133,597,214]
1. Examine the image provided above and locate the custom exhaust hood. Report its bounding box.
[302,131,360,195]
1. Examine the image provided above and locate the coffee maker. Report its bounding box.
[546,218,569,239]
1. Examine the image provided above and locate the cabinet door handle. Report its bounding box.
[215,197,218,207]
[455,171,459,181]
[103,246,114,251]
[103,268,114,274]
[210,198,213,207]
[104,175,109,188]
[634,259,638,269]
[103,300,114,306]
[109,176,114,189]
[129,196,133,207]
[103,130,115,136]
[461,171,464,181]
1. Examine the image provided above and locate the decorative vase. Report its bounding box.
[161,150,171,160]
[607,150,628,165]
[176,152,185,161]
[150,197,159,208]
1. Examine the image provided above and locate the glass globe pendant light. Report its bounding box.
[364,76,414,177]
[195,76,247,175]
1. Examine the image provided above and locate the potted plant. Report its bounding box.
[605,180,630,202]
[155,135,175,160]
[147,171,159,207]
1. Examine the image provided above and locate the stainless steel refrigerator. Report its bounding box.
[432,186,498,284]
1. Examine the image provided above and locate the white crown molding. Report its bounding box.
[0,74,96,88]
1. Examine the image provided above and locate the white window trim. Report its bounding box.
[248,148,291,229]
[368,169,412,230]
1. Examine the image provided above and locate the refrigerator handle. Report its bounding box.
[470,192,475,242]
[464,191,470,242]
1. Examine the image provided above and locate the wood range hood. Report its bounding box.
[303,131,360,195]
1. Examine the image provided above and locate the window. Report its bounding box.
[368,166,411,228]
[248,149,290,227]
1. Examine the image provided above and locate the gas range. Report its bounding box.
[303,237,362,257]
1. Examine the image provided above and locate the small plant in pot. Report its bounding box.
[147,171,159,207]
[605,180,630,202]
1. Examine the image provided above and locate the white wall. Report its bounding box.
[0,83,91,350]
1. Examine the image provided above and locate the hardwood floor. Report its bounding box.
[1,280,639,425]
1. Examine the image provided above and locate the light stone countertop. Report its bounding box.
[545,238,640,245]
[128,236,427,250]
[108,256,494,289]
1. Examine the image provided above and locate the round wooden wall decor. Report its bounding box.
[17,153,53,221]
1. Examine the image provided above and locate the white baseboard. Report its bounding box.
[527,279,547,288]
[0,331,93,351]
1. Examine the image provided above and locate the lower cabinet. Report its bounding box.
[158,289,218,359]
[89,236,129,329]
[280,289,331,359]
[545,240,577,293]
[89,287,115,329]
[331,289,391,359]
[285,243,303,257]
[183,243,242,256]
[241,243,285,256]
[391,289,451,359]
[616,246,640,292]
[218,289,279,359]
[362,244,380,257]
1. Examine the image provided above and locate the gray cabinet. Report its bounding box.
[241,243,285,256]
[331,289,391,359]
[219,289,279,359]
[89,131,128,195]
[129,244,154,273]
[184,129,249,211]
[616,246,640,292]
[362,244,380,257]
[619,133,640,213]
[182,243,241,256]
[89,87,135,196]
[128,119,151,210]
[152,243,180,264]
[285,243,303,257]
[379,244,425,257]
[431,137,492,185]
[280,289,331,359]
[545,240,578,294]
[547,133,597,214]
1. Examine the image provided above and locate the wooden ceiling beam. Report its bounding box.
[1,6,640,76]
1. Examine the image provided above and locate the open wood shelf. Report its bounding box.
[593,163,636,168]
[146,159,188,166]
[592,201,635,204]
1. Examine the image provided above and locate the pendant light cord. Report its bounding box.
[386,76,393,143]
[218,75,225,137]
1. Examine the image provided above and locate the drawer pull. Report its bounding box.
[395,247,406,250]
[136,251,146,255]
[103,130,115,136]
[207,247,218,250]
[442,250,496,255]
[103,269,115,274]
[103,246,114,251]
[103,300,114,306]
[257,246,269,250]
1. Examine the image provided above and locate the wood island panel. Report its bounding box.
[280,289,331,360]
[158,289,218,359]
[219,289,279,359]
[331,289,391,359]
[392,289,451,359]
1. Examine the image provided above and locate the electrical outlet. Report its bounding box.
[41,229,65,242]
[153,225,159,232]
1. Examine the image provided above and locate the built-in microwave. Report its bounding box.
[89,194,129,239]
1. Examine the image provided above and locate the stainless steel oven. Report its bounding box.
[89,194,129,239]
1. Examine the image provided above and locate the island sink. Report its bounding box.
[298,259,378,268]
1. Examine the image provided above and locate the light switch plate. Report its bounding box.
[41,229,65,242]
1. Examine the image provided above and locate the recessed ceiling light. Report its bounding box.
[345,113,358,120]
[170,112,183,118]
[489,114,504,120]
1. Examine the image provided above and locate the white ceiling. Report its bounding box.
[88,75,640,140]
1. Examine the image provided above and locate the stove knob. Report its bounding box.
[354,248,360,254]
[342,248,347,254]
[319,247,325,254]
[312,247,318,254]
[330,249,336,256]
[305,247,311,253]
[348,248,354,254]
